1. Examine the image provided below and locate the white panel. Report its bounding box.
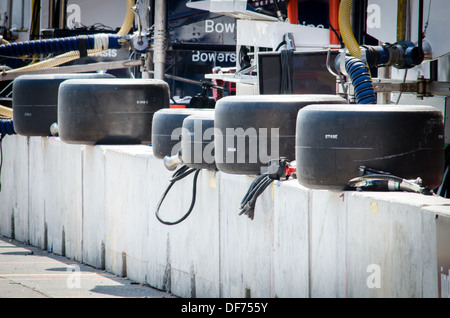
[367,0,397,44]
[367,0,450,59]
[61,0,126,30]
[417,0,450,59]
[237,19,331,51]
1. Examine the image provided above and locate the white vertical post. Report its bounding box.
[153,0,167,81]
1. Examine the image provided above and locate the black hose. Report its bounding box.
[155,165,201,226]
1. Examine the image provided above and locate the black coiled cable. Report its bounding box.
[155,165,201,226]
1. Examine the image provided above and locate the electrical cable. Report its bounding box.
[164,51,194,74]
[279,33,294,94]
[396,69,408,105]
[239,173,273,220]
[155,165,201,226]
[273,0,284,21]
[239,158,296,220]
[418,0,424,55]
[423,0,432,38]
[239,174,267,205]
[280,48,293,94]
[275,40,286,52]
[327,16,344,48]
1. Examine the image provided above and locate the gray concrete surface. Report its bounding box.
[2,136,450,298]
[0,236,174,298]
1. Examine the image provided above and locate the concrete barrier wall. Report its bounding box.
[1,135,450,298]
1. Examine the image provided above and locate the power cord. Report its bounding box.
[278,33,295,94]
[280,49,293,94]
[239,173,273,220]
[239,158,296,220]
[155,165,201,225]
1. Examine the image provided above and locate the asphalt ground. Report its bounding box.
[0,237,416,314]
[0,236,175,298]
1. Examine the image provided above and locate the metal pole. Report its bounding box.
[21,0,25,29]
[58,0,66,29]
[48,0,55,28]
[397,0,407,42]
[7,0,12,29]
[141,0,153,79]
[153,0,166,80]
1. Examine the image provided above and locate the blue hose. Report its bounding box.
[0,34,123,58]
[0,119,15,135]
[345,56,377,104]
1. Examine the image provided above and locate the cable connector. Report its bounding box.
[267,158,296,181]
[284,33,295,51]
[348,166,434,195]
[239,158,297,220]
[163,150,183,171]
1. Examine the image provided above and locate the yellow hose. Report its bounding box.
[117,0,136,37]
[0,104,12,118]
[7,0,135,74]
[339,0,361,59]
[7,49,104,73]
[397,0,407,41]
